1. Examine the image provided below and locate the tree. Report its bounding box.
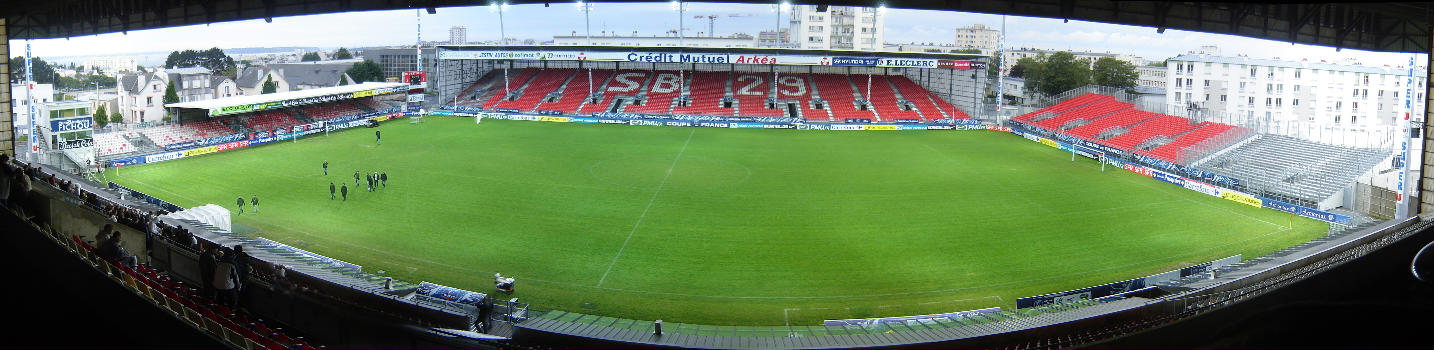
[950,48,983,54]
[93,105,109,128]
[301,52,322,62]
[164,81,180,104]
[261,76,277,94]
[9,56,56,84]
[334,48,353,60]
[345,60,384,83]
[110,112,123,125]
[1023,51,1091,97]
[1009,57,1037,79]
[165,47,237,78]
[1091,57,1138,91]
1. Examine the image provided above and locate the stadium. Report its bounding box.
[2,1,1434,350]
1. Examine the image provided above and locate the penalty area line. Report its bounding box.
[595,129,696,287]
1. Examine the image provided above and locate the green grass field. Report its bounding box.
[105,117,1326,325]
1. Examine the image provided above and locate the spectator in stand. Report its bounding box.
[199,244,219,299]
[11,163,31,216]
[98,231,137,268]
[214,250,241,309]
[96,223,114,244]
[233,244,251,293]
[0,153,10,208]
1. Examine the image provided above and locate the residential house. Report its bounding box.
[163,67,215,103]
[212,76,238,99]
[235,61,357,96]
[115,71,169,124]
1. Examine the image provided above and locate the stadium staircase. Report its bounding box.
[814,74,876,122]
[578,70,651,114]
[732,73,784,117]
[671,71,733,116]
[865,75,919,122]
[794,74,833,121]
[352,100,376,114]
[456,70,504,107]
[287,110,316,125]
[551,69,616,114]
[623,70,687,115]
[482,68,542,109]
[494,68,573,112]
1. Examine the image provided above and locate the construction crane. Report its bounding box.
[693,13,754,37]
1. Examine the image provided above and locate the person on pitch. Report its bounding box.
[329,182,336,200]
[323,160,329,175]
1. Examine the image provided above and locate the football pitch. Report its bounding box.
[105,116,1326,325]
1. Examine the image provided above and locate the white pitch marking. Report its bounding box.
[596,129,697,287]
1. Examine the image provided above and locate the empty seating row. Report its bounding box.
[1064,109,1157,141]
[536,69,613,114]
[813,74,875,121]
[578,70,651,114]
[623,70,686,115]
[1031,100,1133,131]
[94,133,137,157]
[862,75,920,122]
[67,235,321,350]
[1140,122,1239,162]
[301,102,367,121]
[139,121,236,147]
[1014,93,1113,123]
[889,76,948,120]
[243,111,300,132]
[671,71,731,116]
[494,69,575,112]
[482,68,542,109]
[1098,115,1199,150]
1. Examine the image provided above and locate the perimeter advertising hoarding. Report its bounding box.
[50,117,94,133]
[1261,198,1353,225]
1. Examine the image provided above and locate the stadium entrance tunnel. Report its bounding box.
[589,154,752,190]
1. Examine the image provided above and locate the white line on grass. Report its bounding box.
[595,129,697,287]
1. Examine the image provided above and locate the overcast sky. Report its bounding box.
[12,1,1426,68]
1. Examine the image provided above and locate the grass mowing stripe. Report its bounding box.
[596,128,697,287]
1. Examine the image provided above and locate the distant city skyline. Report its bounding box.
[11,2,1426,69]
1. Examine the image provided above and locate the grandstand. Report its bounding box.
[435,47,985,122]
[1194,135,1391,207]
[1010,89,1394,213]
[137,121,236,148]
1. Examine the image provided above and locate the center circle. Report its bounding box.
[589,154,752,190]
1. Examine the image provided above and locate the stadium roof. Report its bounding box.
[165,82,407,110]
[1,1,1428,53]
